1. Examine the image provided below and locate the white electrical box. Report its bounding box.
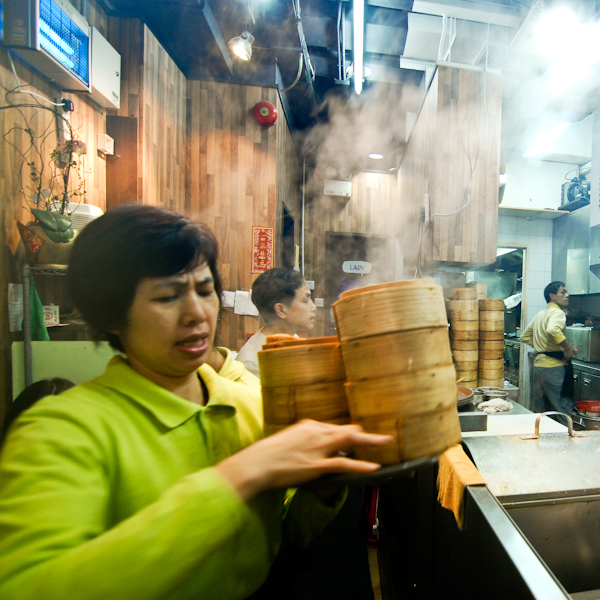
[324,179,352,197]
[90,27,121,109]
[97,133,115,155]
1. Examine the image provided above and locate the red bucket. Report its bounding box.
[577,401,600,413]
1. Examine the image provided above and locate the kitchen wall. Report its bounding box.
[501,158,575,210]
[409,66,502,267]
[107,18,187,210]
[497,214,554,406]
[186,81,301,352]
[0,0,108,427]
[305,172,400,337]
[497,215,554,323]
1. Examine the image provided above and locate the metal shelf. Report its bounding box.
[22,264,69,387]
[499,206,569,220]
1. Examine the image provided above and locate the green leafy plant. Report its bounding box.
[6,111,86,243]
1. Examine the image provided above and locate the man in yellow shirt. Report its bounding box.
[520,281,575,417]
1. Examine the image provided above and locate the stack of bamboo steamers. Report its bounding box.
[446,287,505,389]
[259,280,462,466]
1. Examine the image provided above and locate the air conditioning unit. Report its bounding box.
[4,0,91,92]
[561,177,590,211]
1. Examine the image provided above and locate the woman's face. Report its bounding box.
[118,263,220,387]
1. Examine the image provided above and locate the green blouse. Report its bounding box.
[0,357,342,600]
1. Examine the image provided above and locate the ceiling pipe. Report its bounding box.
[353,0,364,94]
[291,0,318,111]
[335,1,349,85]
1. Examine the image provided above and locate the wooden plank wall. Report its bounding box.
[107,19,187,211]
[276,109,302,265]
[142,27,187,210]
[304,172,400,337]
[187,81,300,351]
[0,0,108,426]
[401,66,502,270]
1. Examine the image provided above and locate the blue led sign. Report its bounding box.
[39,0,89,86]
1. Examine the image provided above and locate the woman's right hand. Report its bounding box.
[215,420,392,501]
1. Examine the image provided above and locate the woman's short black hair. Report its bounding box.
[251,268,305,323]
[3,378,74,442]
[68,204,222,351]
[544,281,565,303]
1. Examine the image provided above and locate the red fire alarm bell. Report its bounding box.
[253,101,278,126]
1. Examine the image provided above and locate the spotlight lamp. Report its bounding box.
[228,31,255,61]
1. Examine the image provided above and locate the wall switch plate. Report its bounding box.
[306,280,315,290]
[314,298,324,308]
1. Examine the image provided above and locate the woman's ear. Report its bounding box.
[273,302,287,320]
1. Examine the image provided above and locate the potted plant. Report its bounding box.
[10,119,86,264]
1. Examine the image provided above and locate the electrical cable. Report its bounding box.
[281,53,304,93]
[431,68,488,220]
[7,50,65,106]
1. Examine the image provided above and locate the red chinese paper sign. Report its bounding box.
[252,226,274,273]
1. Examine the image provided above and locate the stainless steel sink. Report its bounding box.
[465,424,600,596]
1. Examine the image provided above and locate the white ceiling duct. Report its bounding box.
[411,0,525,28]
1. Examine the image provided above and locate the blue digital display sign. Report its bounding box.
[39,0,89,86]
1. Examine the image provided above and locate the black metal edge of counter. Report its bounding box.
[315,455,439,487]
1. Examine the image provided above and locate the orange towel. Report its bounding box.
[437,444,486,529]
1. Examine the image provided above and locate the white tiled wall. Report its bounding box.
[497,215,554,408]
[497,215,554,324]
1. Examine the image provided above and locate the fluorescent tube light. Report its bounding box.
[353,0,364,95]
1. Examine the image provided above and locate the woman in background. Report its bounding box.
[0,204,390,600]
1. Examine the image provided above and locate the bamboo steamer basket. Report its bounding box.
[479,349,504,360]
[479,331,505,341]
[479,340,504,350]
[478,378,504,388]
[479,369,504,380]
[454,361,478,371]
[262,381,350,436]
[479,320,504,332]
[467,282,487,300]
[455,369,478,381]
[450,330,479,341]
[262,335,339,349]
[447,300,478,312]
[479,299,504,311]
[479,311,505,322]
[258,340,344,388]
[452,350,478,363]
[450,320,479,332]
[450,340,479,351]
[449,287,477,300]
[344,364,461,464]
[459,379,478,388]
[479,358,503,370]
[340,327,452,381]
[333,280,447,342]
[447,309,479,321]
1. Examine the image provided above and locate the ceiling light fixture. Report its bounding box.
[228,31,255,61]
[353,0,364,94]
[369,153,383,159]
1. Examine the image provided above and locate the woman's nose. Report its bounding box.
[182,292,207,323]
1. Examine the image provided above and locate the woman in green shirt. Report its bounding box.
[0,204,389,600]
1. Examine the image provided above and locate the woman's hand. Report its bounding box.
[215,420,392,501]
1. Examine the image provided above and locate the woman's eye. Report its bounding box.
[197,289,215,298]
[155,295,178,303]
